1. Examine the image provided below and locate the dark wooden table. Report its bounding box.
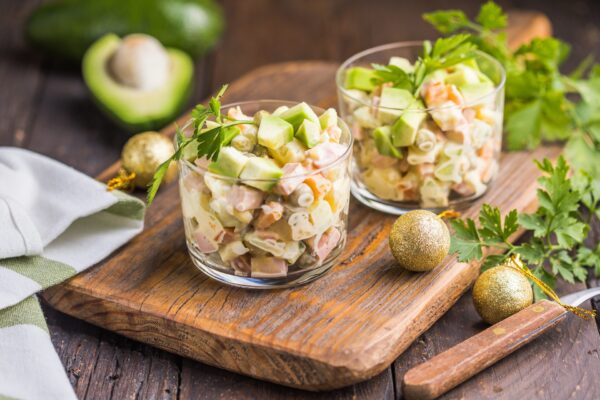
[2,1,600,399]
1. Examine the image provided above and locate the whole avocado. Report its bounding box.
[26,0,224,62]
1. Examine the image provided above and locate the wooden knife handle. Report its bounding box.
[402,300,567,400]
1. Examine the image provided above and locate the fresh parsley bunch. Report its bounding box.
[371,34,477,95]
[424,1,600,178]
[450,156,600,299]
[147,85,255,204]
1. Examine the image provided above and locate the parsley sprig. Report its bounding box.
[371,34,477,95]
[450,157,600,299]
[424,1,600,178]
[146,85,256,204]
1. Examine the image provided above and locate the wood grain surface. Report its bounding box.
[402,300,567,400]
[2,0,599,398]
[43,59,562,389]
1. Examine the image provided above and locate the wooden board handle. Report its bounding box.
[402,300,567,400]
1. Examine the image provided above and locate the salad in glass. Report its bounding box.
[171,99,352,288]
[336,38,505,214]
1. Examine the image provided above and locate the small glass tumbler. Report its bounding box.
[177,100,353,289]
[336,42,506,215]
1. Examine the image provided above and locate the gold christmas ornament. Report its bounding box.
[389,210,450,272]
[472,264,533,324]
[121,131,177,188]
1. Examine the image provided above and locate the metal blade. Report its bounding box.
[560,287,600,307]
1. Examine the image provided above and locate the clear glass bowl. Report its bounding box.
[336,42,506,215]
[177,100,353,289]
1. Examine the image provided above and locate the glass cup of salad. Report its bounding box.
[177,100,353,289]
[336,41,506,214]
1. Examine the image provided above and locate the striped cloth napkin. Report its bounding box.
[0,148,145,400]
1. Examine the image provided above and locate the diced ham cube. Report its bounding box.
[276,163,307,195]
[255,201,284,229]
[227,185,263,212]
[308,228,342,261]
[415,163,435,178]
[192,229,219,253]
[463,108,476,123]
[231,254,251,275]
[251,256,288,278]
[307,143,347,168]
[352,122,365,140]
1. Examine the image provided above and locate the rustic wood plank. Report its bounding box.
[42,59,562,390]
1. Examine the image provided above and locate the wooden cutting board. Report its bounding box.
[43,12,557,391]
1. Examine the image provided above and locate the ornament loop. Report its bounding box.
[106,169,136,192]
[438,210,461,220]
[507,255,596,320]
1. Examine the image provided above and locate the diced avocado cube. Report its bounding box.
[378,87,414,124]
[280,102,320,131]
[240,157,283,191]
[445,64,480,87]
[208,147,249,178]
[253,110,271,125]
[391,100,426,147]
[257,115,294,150]
[295,119,321,148]
[388,57,414,73]
[319,108,338,129]
[344,67,377,92]
[373,126,402,159]
[459,82,495,104]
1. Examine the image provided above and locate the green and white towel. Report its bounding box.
[0,148,145,400]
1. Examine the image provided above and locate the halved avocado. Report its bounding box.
[82,34,193,132]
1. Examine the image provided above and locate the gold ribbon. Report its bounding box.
[106,169,136,192]
[438,210,461,219]
[507,255,597,320]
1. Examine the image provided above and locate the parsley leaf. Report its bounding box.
[476,1,507,30]
[423,10,468,34]
[448,157,597,292]
[146,85,255,205]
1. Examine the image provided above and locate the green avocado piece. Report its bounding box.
[26,0,224,62]
[319,108,338,129]
[280,102,320,131]
[82,34,193,132]
[344,67,377,92]
[257,115,294,150]
[208,147,249,178]
[388,57,414,73]
[240,158,283,191]
[459,82,496,104]
[268,138,307,165]
[378,87,414,123]
[295,119,321,148]
[391,100,426,147]
[373,126,402,159]
[445,64,481,87]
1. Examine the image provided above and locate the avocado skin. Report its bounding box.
[26,0,225,62]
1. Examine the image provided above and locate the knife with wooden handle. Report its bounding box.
[402,287,600,400]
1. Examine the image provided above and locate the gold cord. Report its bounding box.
[438,210,461,219]
[507,255,596,320]
[106,169,136,192]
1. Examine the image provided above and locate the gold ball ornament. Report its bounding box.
[121,131,177,188]
[472,265,533,324]
[389,210,450,272]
